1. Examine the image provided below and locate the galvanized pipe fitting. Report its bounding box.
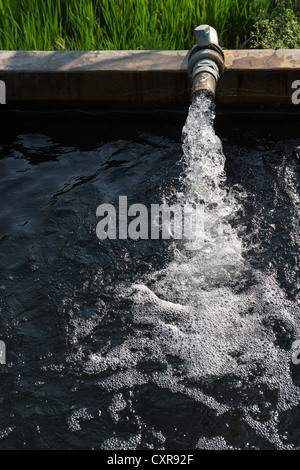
[187,25,225,97]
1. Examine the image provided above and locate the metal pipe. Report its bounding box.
[187,25,225,98]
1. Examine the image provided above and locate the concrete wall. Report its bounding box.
[0,50,299,108]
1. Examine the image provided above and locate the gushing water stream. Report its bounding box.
[82,92,300,449]
[0,98,300,449]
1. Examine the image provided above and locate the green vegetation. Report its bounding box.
[0,0,298,51]
[250,1,300,48]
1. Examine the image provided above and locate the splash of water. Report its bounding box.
[61,93,300,448]
[72,92,300,449]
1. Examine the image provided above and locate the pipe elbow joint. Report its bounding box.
[187,25,225,97]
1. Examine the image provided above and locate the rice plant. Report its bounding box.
[0,0,296,51]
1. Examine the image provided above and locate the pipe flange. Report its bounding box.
[187,49,225,78]
[192,63,220,82]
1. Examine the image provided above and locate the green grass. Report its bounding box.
[0,0,298,51]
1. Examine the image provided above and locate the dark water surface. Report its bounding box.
[0,107,299,449]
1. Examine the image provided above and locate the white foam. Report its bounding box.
[68,93,300,448]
